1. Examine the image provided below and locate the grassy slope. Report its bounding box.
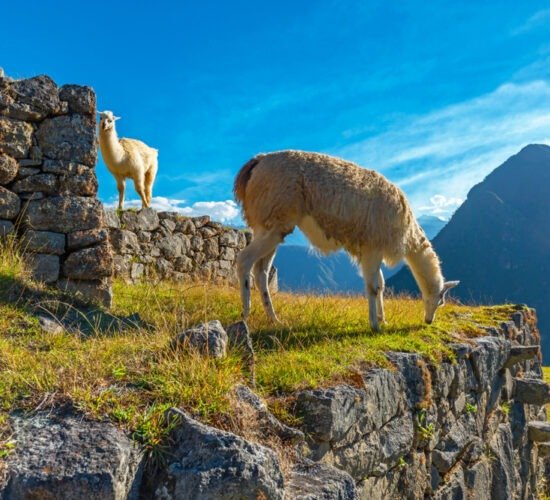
[0,241,522,457]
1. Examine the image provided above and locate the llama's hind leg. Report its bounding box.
[253,250,278,322]
[377,269,386,324]
[360,252,383,332]
[237,229,282,321]
[133,174,149,209]
[145,162,158,206]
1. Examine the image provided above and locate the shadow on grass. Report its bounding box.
[252,323,426,351]
[0,270,149,338]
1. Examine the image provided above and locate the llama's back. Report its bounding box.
[241,150,420,264]
[120,138,158,169]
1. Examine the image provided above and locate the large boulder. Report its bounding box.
[59,84,96,115]
[148,408,284,499]
[0,186,20,219]
[24,196,103,232]
[62,243,113,280]
[2,411,144,499]
[0,117,33,158]
[36,114,97,167]
[0,153,18,184]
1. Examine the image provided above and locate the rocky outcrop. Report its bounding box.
[0,72,112,306]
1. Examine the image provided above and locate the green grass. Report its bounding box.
[0,240,523,458]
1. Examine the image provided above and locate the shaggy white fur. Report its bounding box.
[234,150,459,330]
[98,111,158,210]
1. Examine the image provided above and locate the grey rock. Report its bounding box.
[104,209,121,228]
[110,229,141,254]
[24,196,103,232]
[192,215,210,228]
[67,228,109,251]
[199,225,219,238]
[62,243,113,280]
[504,345,539,368]
[155,258,173,278]
[0,117,33,158]
[220,246,236,261]
[59,166,98,196]
[386,352,426,408]
[538,442,550,457]
[12,173,59,194]
[204,237,219,259]
[464,459,492,499]
[0,153,18,184]
[130,262,144,281]
[16,166,40,177]
[136,230,151,243]
[18,159,42,167]
[59,84,96,114]
[432,419,473,473]
[174,255,193,273]
[157,235,184,259]
[57,278,113,308]
[171,320,228,358]
[36,114,97,167]
[190,234,204,251]
[235,385,303,443]
[490,424,516,500]
[4,411,143,499]
[26,253,60,283]
[0,75,61,120]
[0,186,20,219]
[513,377,550,406]
[286,461,358,499]
[0,219,14,237]
[527,421,550,442]
[433,466,466,500]
[38,315,64,334]
[470,336,511,392]
[220,229,241,248]
[137,207,159,231]
[21,230,65,255]
[160,218,176,233]
[174,217,195,234]
[150,408,284,499]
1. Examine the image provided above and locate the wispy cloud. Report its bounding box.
[512,9,550,36]
[104,196,242,223]
[335,80,550,218]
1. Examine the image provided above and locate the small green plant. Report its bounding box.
[417,409,434,440]
[500,401,511,417]
[397,456,407,469]
[465,402,478,414]
[111,365,127,379]
[0,439,16,459]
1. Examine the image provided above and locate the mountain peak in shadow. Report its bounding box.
[388,143,550,354]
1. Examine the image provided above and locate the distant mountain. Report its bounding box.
[274,208,447,294]
[388,144,550,356]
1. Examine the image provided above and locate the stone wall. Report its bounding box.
[0,72,112,305]
[105,208,276,288]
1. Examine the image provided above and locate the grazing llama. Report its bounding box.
[234,150,459,331]
[98,111,158,210]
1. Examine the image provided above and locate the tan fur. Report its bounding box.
[235,150,457,328]
[99,113,158,210]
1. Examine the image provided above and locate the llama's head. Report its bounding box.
[424,280,460,324]
[98,110,120,131]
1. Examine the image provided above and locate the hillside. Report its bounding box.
[389,144,550,355]
[275,215,446,293]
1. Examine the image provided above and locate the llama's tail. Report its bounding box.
[233,155,264,205]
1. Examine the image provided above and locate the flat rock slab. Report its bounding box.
[2,412,144,499]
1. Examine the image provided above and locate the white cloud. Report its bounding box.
[334,80,550,217]
[417,195,463,218]
[512,9,550,36]
[104,197,242,223]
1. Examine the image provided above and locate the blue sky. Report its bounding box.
[2,1,550,223]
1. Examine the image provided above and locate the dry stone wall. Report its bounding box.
[105,208,274,288]
[0,72,112,305]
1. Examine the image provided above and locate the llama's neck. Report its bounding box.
[406,243,444,298]
[99,127,125,165]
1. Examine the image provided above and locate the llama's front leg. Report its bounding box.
[377,269,386,324]
[361,253,383,332]
[133,175,148,209]
[116,177,126,210]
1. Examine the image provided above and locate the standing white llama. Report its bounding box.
[98,110,158,210]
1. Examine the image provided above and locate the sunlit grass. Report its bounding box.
[0,240,522,457]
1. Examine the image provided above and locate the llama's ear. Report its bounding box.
[443,280,460,292]
[114,116,121,121]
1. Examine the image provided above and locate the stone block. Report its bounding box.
[0,186,20,219]
[22,230,65,255]
[26,253,60,283]
[0,153,18,184]
[62,243,113,280]
[0,116,33,158]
